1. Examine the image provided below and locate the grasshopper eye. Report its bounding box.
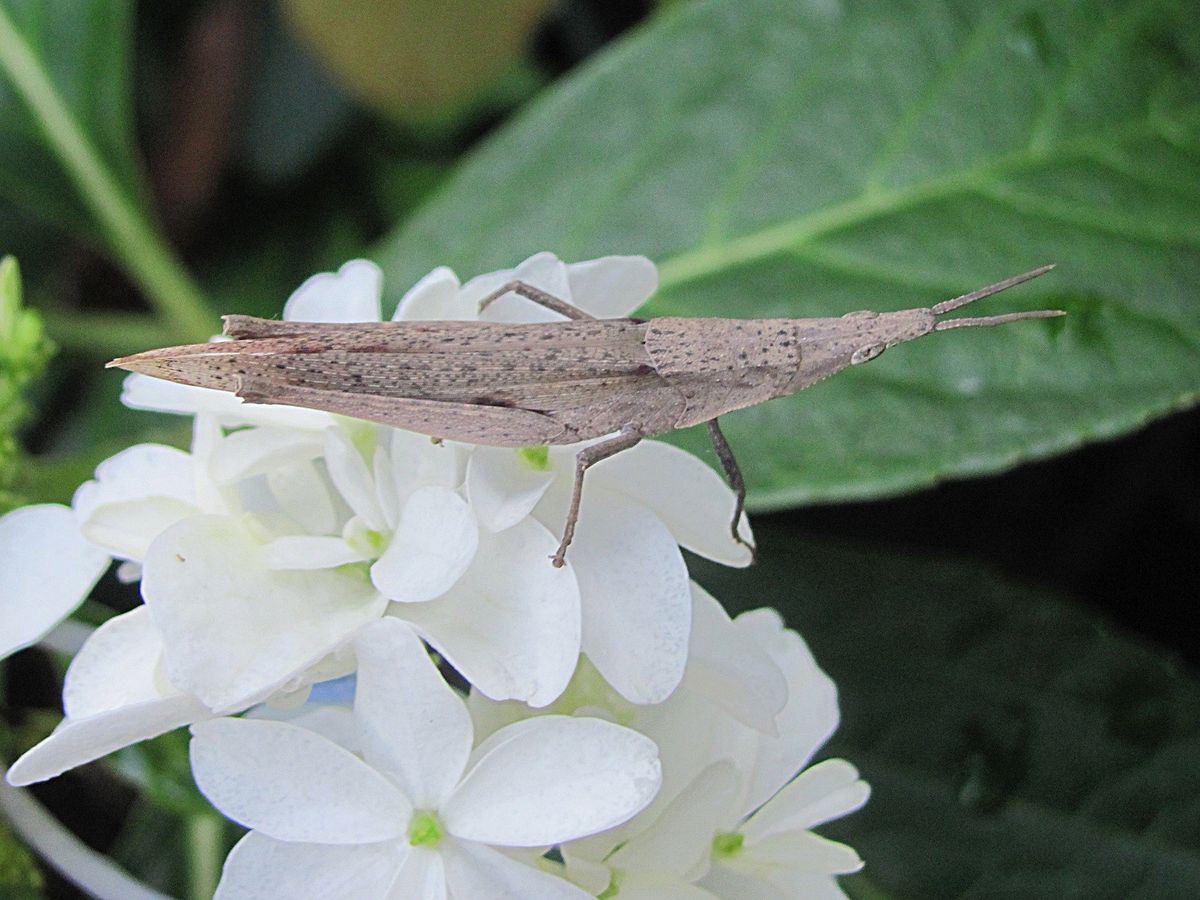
[851,343,886,365]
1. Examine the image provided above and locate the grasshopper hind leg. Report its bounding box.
[705,418,757,563]
[554,423,643,567]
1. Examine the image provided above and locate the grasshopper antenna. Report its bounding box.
[932,265,1064,331]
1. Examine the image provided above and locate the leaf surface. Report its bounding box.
[376,0,1200,507]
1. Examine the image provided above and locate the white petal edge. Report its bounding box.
[283,259,382,323]
[353,619,473,810]
[191,718,410,843]
[142,515,386,713]
[63,607,169,718]
[682,588,787,734]
[262,536,368,570]
[6,694,212,786]
[583,440,753,567]
[398,518,580,707]
[214,832,406,900]
[742,759,870,843]
[0,505,110,659]
[442,839,593,900]
[442,716,661,847]
[370,486,478,603]
[544,485,691,704]
[465,447,555,533]
[392,266,471,321]
[565,255,658,318]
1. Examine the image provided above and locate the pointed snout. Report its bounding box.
[107,343,244,391]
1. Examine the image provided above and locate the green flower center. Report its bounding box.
[408,811,443,848]
[517,445,550,471]
[712,831,745,860]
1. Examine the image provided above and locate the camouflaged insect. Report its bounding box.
[111,266,1062,566]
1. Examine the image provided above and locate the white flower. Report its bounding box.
[547,607,868,899]
[191,618,662,899]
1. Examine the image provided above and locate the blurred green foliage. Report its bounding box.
[0,256,53,512]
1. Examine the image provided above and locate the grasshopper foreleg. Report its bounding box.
[705,418,756,563]
[478,280,595,321]
[554,423,643,567]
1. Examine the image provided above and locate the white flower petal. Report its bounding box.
[63,608,167,718]
[389,430,461,496]
[392,266,470,321]
[247,704,359,752]
[389,846,446,900]
[400,519,580,706]
[442,839,593,900]
[284,259,382,323]
[373,444,400,529]
[700,865,825,900]
[0,505,110,659]
[209,428,325,484]
[584,440,753,567]
[731,611,840,815]
[120,373,333,430]
[541,485,690,704]
[469,252,573,324]
[263,536,368,570]
[142,515,386,712]
[683,588,787,734]
[565,255,658,318]
[465,447,555,532]
[443,716,661,847]
[267,460,338,535]
[609,760,738,881]
[353,619,473,810]
[560,853,612,895]
[73,444,196,520]
[370,487,477,603]
[79,497,198,561]
[215,833,407,900]
[191,718,410,843]
[6,693,212,786]
[741,829,864,877]
[742,760,870,843]
[324,428,386,530]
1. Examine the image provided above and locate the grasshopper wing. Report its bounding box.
[237,377,566,447]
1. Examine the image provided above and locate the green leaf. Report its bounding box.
[0,0,212,341]
[692,527,1200,899]
[375,0,1200,509]
[0,256,53,512]
[0,0,141,239]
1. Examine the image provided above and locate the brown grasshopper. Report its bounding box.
[110,265,1062,567]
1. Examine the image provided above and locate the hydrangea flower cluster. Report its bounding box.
[1,253,868,898]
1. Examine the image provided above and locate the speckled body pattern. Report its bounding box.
[116,309,949,446]
[111,267,1060,565]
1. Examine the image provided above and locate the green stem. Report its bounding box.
[185,814,223,900]
[0,6,213,343]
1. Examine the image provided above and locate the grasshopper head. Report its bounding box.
[845,264,1063,365]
